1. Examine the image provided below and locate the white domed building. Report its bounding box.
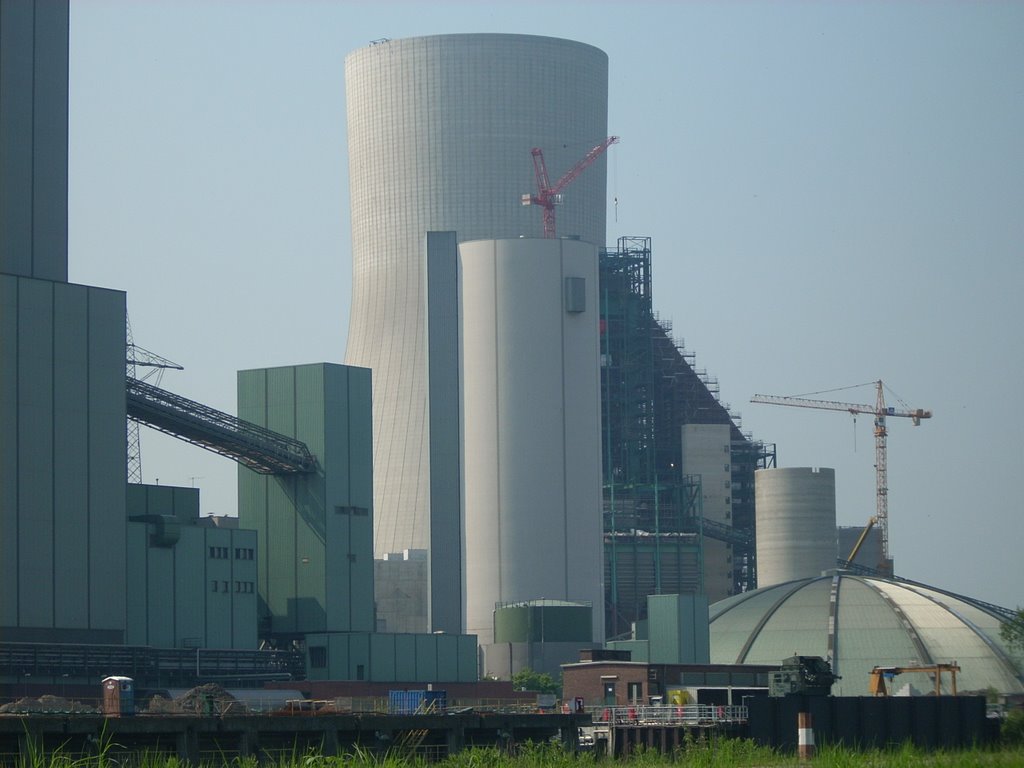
[710,573,1023,696]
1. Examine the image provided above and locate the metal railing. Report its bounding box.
[592,705,748,726]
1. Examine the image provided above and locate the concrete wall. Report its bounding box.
[681,424,733,602]
[343,38,609,633]
[460,238,604,646]
[0,0,69,282]
[755,467,838,587]
[0,275,125,643]
[374,552,428,634]
[237,364,374,636]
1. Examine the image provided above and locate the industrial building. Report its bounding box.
[6,7,1016,706]
[709,574,1024,697]
[709,468,1024,696]
[1,5,478,688]
[343,34,610,636]
[598,236,775,636]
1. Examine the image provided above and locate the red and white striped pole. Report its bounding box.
[797,711,815,761]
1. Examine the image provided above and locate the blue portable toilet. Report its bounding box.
[101,676,135,716]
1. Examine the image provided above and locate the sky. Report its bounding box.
[67,1,1024,610]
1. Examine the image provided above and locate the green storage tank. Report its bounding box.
[493,600,592,643]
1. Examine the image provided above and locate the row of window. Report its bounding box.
[335,506,369,516]
[209,546,255,560]
[211,580,255,594]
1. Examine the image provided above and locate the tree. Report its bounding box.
[1000,607,1024,655]
[511,668,561,696]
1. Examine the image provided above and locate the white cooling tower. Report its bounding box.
[755,467,838,587]
[343,35,609,578]
[459,238,604,645]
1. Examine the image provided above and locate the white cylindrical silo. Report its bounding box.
[344,35,609,567]
[755,467,838,587]
[459,238,604,645]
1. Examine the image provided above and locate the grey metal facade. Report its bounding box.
[425,231,462,634]
[304,631,477,683]
[237,363,375,637]
[0,0,69,282]
[0,274,126,643]
[125,484,257,649]
[344,36,609,634]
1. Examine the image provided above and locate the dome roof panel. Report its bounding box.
[709,573,1024,696]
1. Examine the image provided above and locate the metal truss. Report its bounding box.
[126,377,316,475]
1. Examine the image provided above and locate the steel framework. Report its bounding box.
[599,237,772,636]
[126,377,316,475]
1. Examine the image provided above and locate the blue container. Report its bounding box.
[388,690,447,714]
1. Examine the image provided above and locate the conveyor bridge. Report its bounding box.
[126,377,316,475]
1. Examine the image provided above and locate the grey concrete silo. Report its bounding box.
[755,467,838,587]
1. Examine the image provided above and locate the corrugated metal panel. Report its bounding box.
[124,524,148,645]
[174,529,206,648]
[146,544,175,646]
[52,283,89,629]
[348,632,370,680]
[17,278,54,629]
[327,633,349,682]
[434,634,462,682]
[86,285,126,634]
[426,231,462,634]
[206,528,234,642]
[394,635,417,680]
[415,634,438,681]
[0,277,20,627]
[369,633,396,682]
[458,634,478,682]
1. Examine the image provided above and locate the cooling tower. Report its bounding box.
[460,238,603,645]
[755,467,838,587]
[343,35,609,619]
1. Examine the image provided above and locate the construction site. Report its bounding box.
[1,13,1022,764]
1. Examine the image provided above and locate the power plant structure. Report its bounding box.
[754,467,838,586]
[598,236,775,636]
[343,34,610,636]
[459,237,604,651]
[4,9,1019,703]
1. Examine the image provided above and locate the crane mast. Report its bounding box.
[751,380,932,574]
[522,136,619,238]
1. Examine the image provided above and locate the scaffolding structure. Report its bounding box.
[599,237,774,637]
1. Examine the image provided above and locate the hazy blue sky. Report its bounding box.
[67,1,1023,609]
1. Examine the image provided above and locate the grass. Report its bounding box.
[10,738,1024,768]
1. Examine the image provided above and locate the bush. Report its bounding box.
[1003,708,1024,745]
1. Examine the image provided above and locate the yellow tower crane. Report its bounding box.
[750,380,931,575]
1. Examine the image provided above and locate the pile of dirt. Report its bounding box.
[144,694,185,714]
[0,695,97,714]
[173,683,246,715]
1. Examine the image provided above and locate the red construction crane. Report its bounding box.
[522,136,619,238]
[750,380,932,575]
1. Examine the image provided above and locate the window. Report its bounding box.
[627,682,642,703]
[356,664,365,681]
[234,547,254,560]
[211,581,219,593]
[209,546,229,559]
